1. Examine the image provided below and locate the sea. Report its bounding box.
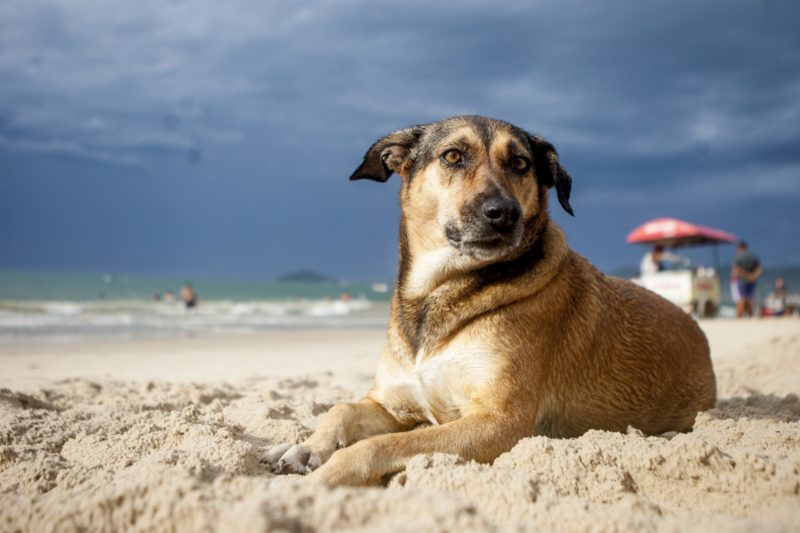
[0,271,392,343]
[2,266,797,343]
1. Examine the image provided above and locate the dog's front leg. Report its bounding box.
[308,412,530,486]
[266,398,413,475]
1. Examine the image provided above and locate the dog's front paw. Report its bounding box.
[308,440,378,486]
[265,443,322,475]
[263,443,292,467]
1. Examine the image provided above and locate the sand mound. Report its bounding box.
[1,326,799,531]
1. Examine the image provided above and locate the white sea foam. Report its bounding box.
[44,302,84,316]
[0,297,389,341]
[305,299,371,317]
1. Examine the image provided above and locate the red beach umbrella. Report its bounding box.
[626,218,737,248]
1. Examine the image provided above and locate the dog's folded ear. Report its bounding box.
[349,126,425,182]
[528,134,574,216]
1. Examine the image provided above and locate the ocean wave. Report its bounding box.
[44,302,84,316]
[0,298,389,340]
[305,299,371,317]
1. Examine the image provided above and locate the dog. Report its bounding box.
[266,115,716,486]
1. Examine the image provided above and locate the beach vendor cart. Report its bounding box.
[627,218,737,317]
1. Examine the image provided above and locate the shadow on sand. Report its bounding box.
[707,392,800,422]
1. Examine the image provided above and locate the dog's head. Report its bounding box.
[349,115,573,262]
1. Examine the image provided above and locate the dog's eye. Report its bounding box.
[511,156,531,172]
[441,149,463,166]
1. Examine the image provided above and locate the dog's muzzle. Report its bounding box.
[445,196,523,259]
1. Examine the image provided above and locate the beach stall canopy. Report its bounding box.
[626,218,737,247]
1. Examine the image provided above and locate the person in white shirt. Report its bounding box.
[640,244,684,275]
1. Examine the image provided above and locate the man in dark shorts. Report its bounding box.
[732,241,762,317]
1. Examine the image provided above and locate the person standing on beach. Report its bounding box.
[732,241,762,318]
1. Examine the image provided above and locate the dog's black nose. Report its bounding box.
[481,197,520,231]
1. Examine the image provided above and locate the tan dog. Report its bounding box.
[266,115,716,486]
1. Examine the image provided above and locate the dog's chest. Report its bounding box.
[374,336,498,425]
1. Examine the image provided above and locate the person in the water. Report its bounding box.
[181,283,197,309]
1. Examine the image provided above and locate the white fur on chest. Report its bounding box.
[404,247,473,299]
[374,336,498,425]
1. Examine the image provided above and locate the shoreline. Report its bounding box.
[1,319,797,392]
[0,328,386,393]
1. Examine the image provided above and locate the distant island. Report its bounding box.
[277,270,333,283]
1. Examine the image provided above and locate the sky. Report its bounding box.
[1,0,798,282]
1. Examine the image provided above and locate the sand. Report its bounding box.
[1,320,798,532]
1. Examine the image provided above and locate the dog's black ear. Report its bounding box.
[349,126,425,182]
[528,134,574,216]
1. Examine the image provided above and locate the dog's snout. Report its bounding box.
[481,197,520,231]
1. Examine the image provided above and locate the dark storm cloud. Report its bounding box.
[1,0,798,276]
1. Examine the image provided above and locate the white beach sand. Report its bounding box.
[1,320,798,531]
